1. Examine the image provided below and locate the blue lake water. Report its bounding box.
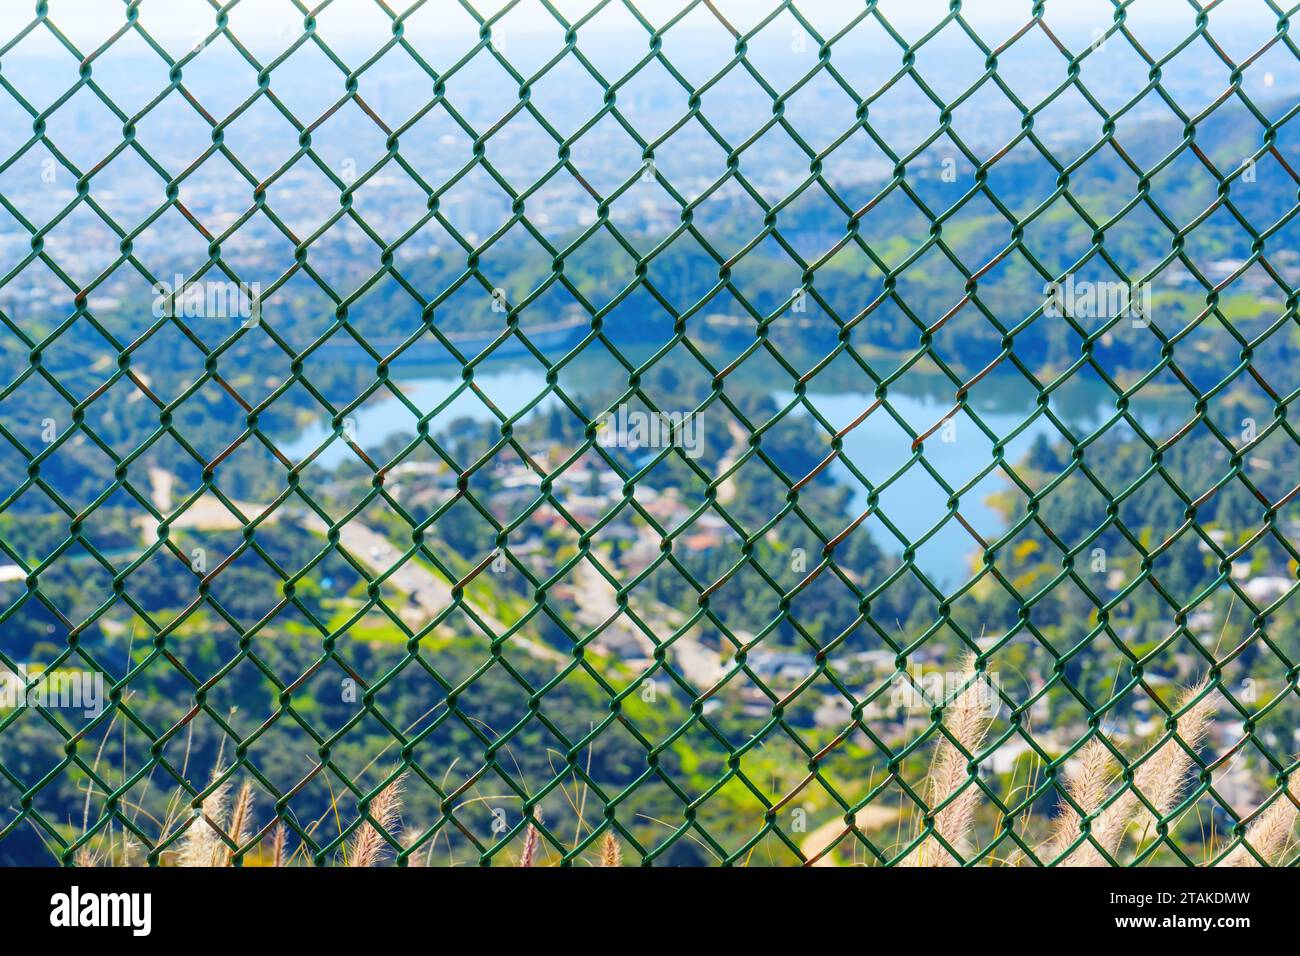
[284,364,1175,587]
[281,367,556,468]
[779,388,1137,586]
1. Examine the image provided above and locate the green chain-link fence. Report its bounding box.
[0,0,1298,866]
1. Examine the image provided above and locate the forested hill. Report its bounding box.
[0,82,1294,505]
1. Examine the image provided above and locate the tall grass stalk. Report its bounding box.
[1221,792,1297,867]
[177,770,231,868]
[903,655,993,866]
[1047,738,1115,864]
[1059,681,1215,866]
[347,775,406,868]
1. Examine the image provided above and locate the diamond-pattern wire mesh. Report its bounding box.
[0,0,1297,866]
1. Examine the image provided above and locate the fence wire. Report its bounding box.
[0,0,1298,866]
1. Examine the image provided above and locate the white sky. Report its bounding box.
[3,0,1227,51]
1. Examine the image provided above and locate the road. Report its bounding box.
[133,469,564,663]
[715,420,748,506]
[297,513,564,663]
[572,558,725,691]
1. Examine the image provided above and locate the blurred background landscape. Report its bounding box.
[0,0,1298,865]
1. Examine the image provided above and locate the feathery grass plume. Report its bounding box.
[600,831,622,867]
[1065,680,1215,867]
[72,845,99,868]
[346,778,404,868]
[224,781,255,866]
[519,811,542,868]
[270,822,288,868]
[399,831,426,867]
[119,837,141,868]
[1129,680,1215,827]
[1221,792,1297,867]
[1048,738,1116,865]
[177,769,231,868]
[347,774,406,868]
[903,654,994,866]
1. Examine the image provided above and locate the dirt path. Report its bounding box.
[800,805,902,866]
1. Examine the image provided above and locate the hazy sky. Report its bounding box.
[0,0,1250,53]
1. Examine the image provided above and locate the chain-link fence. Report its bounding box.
[0,0,1297,867]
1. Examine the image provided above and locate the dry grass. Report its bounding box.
[1130,682,1216,820]
[176,770,232,868]
[902,655,994,866]
[61,662,1291,868]
[1053,681,1215,866]
[226,782,255,864]
[270,822,288,868]
[894,671,1259,868]
[518,812,542,867]
[600,831,622,867]
[347,775,406,868]
[1047,738,1116,863]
